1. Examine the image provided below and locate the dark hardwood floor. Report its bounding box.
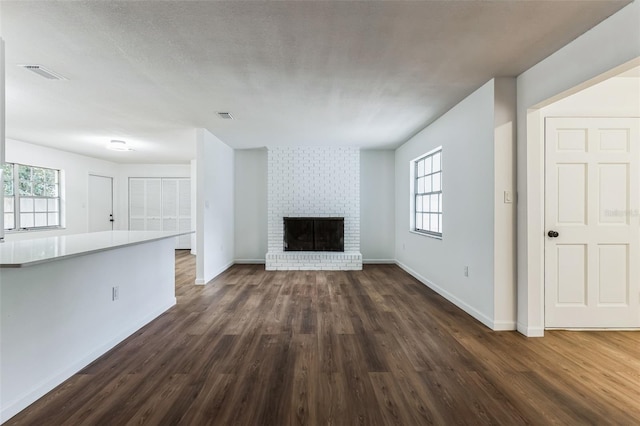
[7,250,640,425]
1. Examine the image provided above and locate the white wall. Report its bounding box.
[360,150,395,262]
[493,78,517,328]
[395,78,516,330]
[195,128,235,284]
[395,80,495,327]
[516,0,640,336]
[234,149,267,262]
[541,76,640,117]
[4,139,119,241]
[3,139,192,241]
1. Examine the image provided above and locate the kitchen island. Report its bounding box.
[0,231,190,423]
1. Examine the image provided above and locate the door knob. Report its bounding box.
[548,230,559,238]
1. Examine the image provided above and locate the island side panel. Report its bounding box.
[0,237,176,423]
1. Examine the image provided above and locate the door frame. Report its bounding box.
[87,173,115,231]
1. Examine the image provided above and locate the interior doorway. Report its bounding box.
[541,67,640,329]
[88,174,114,232]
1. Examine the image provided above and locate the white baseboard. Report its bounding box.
[395,261,496,331]
[363,259,396,264]
[492,320,517,331]
[1,299,176,424]
[517,323,545,337]
[234,259,266,264]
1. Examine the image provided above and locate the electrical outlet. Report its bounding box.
[112,286,119,301]
[464,266,469,277]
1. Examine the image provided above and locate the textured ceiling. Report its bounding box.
[0,0,631,163]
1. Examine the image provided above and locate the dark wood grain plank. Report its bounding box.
[6,252,640,425]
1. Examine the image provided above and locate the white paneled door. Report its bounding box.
[545,117,640,328]
[88,175,114,232]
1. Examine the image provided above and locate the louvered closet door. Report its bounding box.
[129,178,147,231]
[129,177,162,231]
[145,179,163,231]
[128,177,191,249]
[162,178,192,250]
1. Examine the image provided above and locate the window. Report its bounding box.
[413,148,442,237]
[3,163,61,230]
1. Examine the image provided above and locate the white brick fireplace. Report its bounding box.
[266,146,363,270]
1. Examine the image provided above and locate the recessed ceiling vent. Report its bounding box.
[217,112,234,120]
[19,64,67,80]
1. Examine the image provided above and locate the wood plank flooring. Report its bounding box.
[6,250,640,425]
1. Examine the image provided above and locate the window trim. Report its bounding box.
[410,147,443,238]
[3,162,63,232]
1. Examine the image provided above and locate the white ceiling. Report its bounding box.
[0,0,631,164]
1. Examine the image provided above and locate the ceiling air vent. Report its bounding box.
[217,112,234,120]
[19,64,67,80]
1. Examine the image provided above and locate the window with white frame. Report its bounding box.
[2,163,61,230]
[413,147,442,237]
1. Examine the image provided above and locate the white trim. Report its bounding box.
[234,259,266,264]
[492,320,517,331]
[0,299,176,424]
[408,230,443,240]
[546,328,640,331]
[517,323,545,337]
[363,259,396,264]
[396,260,495,331]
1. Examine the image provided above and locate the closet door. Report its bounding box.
[162,179,179,233]
[129,178,162,231]
[162,178,192,250]
[129,178,146,231]
[129,177,191,249]
[145,179,162,231]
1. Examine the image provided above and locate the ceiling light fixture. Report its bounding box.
[18,64,67,80]
[217,112,234,120]
[107,140,134,152]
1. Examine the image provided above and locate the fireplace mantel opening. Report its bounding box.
[284,217,344,252]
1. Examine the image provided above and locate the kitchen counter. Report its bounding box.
[0,230,191,422]
[0,230,191,267]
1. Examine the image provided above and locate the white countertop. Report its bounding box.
[0,230,193,268]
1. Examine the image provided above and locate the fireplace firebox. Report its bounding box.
[284,217,344,252]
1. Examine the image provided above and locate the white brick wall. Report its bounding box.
[266,146,362,270]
